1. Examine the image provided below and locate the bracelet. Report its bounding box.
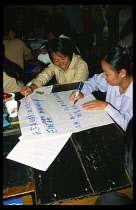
[27,82,38,92]
[28,85,33,92]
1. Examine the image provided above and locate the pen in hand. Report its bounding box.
[74,82,83,105]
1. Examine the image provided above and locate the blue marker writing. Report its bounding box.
[74,82,83,105]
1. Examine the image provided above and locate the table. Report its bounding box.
[3,83,131,205]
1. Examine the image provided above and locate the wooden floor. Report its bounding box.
[60,187,133,205]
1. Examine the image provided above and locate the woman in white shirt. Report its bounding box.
[70,46,133,131]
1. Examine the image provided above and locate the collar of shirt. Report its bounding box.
[125,81,133,97]
[116,81,133,98]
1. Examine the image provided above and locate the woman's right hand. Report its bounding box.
[69,91,84,101]
[20,86,33,97]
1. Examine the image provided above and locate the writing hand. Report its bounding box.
[81,100,108,110]
[69,91,84,101]
[20,86,33,97]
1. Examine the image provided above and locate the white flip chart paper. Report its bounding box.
[7,88,114,171]
[18,90,113,137]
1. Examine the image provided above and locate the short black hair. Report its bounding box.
[46,22,63,37]
[3,24,16,36]
[46,38,76,62]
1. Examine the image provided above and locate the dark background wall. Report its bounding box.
[3,5,132,39]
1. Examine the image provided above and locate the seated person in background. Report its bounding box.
[49,11,78,42]
[63,5,84,35]
[94,117,133,205]
[3,24,34,71]
[33,22,80,64]
[3,45,28,93]
[70,46,133,131]
[21,38,89,96]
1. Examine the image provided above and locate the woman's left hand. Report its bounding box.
[81,100,108,110]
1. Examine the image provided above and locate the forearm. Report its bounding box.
[32,50,40,59]
[25,52,34,60]
[27,66,54,88]
[82,73,108,96]
[105,104,133,131]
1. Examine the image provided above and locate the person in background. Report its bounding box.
[117,7,133,49]
[79,6,96,34]
[119,6,133,41]
[94,117,133,205]
[33,22,80,64]
[3,45,28,93]
[70,46,133,131]
[106,5,122,44]
[33,9,52,37]
[3,23,34,72]
[48,11,78,42]
[20,38,89,97]
[87,5,105,45]
[63,5,84,35]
